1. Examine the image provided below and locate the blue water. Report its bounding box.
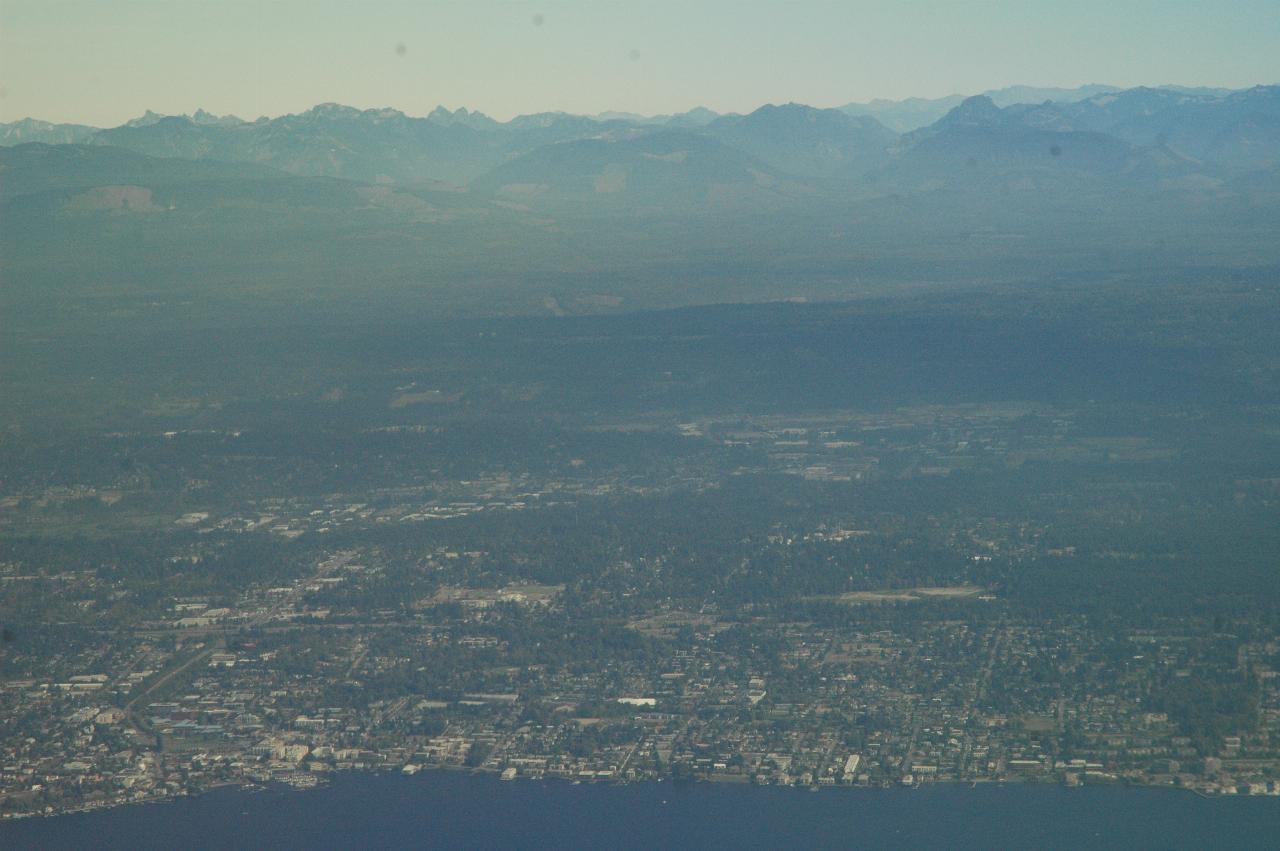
[4,772,1280,850]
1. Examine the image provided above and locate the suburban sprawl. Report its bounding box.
[5,390,1280,817]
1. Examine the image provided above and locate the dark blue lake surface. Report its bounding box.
[5,772,1280,850]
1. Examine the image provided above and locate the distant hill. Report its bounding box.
[838,84,1237,132]
[983,84,1120,107]
[840,84,1119,132]
[870,85,1280,172]
[81,105,653,185]
[871,95,1203,193]
[88,104,506,185]
[0,141,523,227]
[469,129,814,213]
[0,143,285,198]
[706,104,897,179]
[663,107,723,128]
[1051,85,1280,170]
[120,108,245,129]
[426,106,501,131]
[0,118,99,146]
[840,96,968,134]
[593,107,723,127]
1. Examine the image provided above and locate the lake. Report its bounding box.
[4,772,1280,849]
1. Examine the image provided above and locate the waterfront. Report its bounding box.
[5,772,1280,850]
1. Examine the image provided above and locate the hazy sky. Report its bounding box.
[3,0,1278,125]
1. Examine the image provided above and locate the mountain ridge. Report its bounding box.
[3,85,1275,199]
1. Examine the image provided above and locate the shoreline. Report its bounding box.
[2,762,1254,823]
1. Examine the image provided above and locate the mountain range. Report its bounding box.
[4,84,1275,195]
[836,83,1237,132]
[3,83,1279,323]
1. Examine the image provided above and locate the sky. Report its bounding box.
[2,0,1278,126]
